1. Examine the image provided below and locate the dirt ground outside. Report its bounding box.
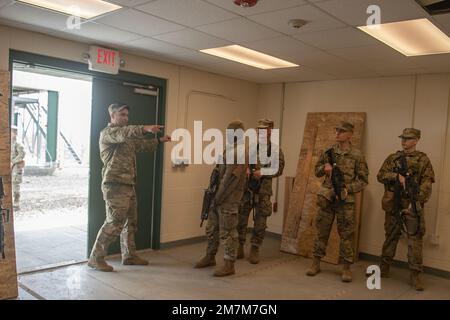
[15,166,88,230]
[14,166,89,272]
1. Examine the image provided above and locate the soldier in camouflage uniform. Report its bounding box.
[237,118,285,264]
[195,120,248,277]
[11,126,26,210]
[306,121,369,282]
[88,103,171,272]
[377,128,435,291]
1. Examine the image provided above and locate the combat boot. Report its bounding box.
[122,255,149,265]
[237,244,244,259]
[248,245,260,264]
[380,262,390,278]
[306,257,321,276]
[213,259,235,277]
[194,254,216,268]
[410,270,424,291]
[13,195,20,210]
[87,257,113,272]
[341,261,352,282]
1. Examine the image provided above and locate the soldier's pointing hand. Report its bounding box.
[159,135,171,143]
[143,125,164,134]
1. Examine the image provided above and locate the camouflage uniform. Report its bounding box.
[205,139,248,262]
[89,123,158,262]
[312,134,369,264]
[11,139,26,207]
[237,120,285,248]
[378,129,435,273]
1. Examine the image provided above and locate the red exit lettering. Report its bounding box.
[96,48,116,66]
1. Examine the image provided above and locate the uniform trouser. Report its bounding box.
[12,169,23,204]
[90,183,138,261]
[312,196,355,263]
[205,205,238,262]
[381,210,425,272]
[237,193,272,247]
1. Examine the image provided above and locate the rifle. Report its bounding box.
[246,164,264,220]
[325,148,346,206]
[200,166,221,227]
[394,153,420,236]
[0,177,10,259]
[1,206,10,259]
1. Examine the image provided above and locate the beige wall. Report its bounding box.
[259,75,450,271]
[0,25,259,244]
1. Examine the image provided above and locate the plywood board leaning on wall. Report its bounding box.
[0,70,18,299]
[281,112,366,264]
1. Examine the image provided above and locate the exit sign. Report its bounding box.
[88,46,120,74]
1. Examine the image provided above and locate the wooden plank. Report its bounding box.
[0,70,19,300]
[281,112,366,264]
[282,177,295,233]
[284,126,318,239]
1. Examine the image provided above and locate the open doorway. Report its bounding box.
[11,63,92,273]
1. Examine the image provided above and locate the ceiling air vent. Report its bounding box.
[416,0,450,15]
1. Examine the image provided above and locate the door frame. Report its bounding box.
[8,50,167,251]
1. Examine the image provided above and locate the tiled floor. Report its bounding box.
[17,237,450,300]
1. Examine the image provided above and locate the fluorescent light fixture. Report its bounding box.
[200,45,299,69]
[358,18,450,56]
[18,0,122,19]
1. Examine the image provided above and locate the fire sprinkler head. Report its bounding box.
[288,19,308,29]
[234,0,258,8]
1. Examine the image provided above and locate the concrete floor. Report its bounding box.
[15,225,87,273]
[17,237,450,300]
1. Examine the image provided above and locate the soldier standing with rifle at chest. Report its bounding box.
[195,120,248,277]
[237,119,284,264]
[11,125,25,210]
[306,121,368,282]
[377,128,435,291]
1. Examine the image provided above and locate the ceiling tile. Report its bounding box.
[433,13,450,36]
[196,17,282,43]
[293,27,379,50]
[311,61,376,77]
[96,8,185,37]
[153,29,230,50]
[166,50,230,66]
[364,58,423,70]
[107,0,156,7]
[247,4,346,35]
[371,67,428,77]
[65,22,142,45]
[0,0,13,9]
[203,0,307,16]
[205,61,287,83]
[136,0,237,27]
[315,0,428,26]
[123,37,193,56]
[243,36,318,63]
[408,53,450,68]
[326,45,409,62]
[270,66,336,82]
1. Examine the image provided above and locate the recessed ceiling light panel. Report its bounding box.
[358,18,450,56]
[200,45,299,69]
[18,0,122,19]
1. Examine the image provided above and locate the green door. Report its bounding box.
[88,77,161,255]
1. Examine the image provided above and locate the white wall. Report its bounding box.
[0,25,259,244]
[258,75,450,272]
